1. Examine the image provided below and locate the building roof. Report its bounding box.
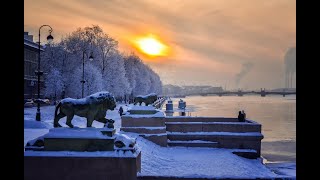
[24,38,44,51]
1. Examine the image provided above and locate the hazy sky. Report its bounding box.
[24,0,296,89]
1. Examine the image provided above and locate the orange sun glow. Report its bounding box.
[134,35,168,57]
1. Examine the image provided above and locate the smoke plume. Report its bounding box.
[235,62,254,87]
[284,47,296,88]
[284,47,296,74]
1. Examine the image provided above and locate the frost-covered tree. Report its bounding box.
[147,67,163,95]
[123,53,138,94]
[134,64,151,95]
[44,68,64,100]
[103,52,130,97]
[83,25,118,75]
[41,43,68,74]
[84,63,104,96]
[66,63,103,98]
[123,53,163,96]
[154,74,163,95]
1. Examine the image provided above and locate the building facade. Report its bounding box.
[24,32,44,99]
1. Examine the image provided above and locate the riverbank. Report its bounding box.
[24,104,295,178]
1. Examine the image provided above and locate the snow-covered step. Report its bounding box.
[122,116,165,127]
[139,133,167,147]
[25,146,44,151]
[167,132,263,155]
[121,126,166,134]
[166,122,261,133]
[167,131,264,141]
[168,140,219,148]
[232,149,259,159]
[165,116,240,123]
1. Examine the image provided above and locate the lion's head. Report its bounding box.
[148,94,157,103]
[104,96,116,110]
[87,91,116,110]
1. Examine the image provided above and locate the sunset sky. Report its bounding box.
[24,0,296,89]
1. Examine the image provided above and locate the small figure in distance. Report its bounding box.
[238,111,245,122]
[118,106,124,116]
[242,110,246,121]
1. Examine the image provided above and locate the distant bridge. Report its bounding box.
[198,89,296,97]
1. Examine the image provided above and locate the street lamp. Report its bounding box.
[81,51,94,98]
[36,25,54,121]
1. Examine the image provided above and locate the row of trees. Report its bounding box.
[41,25,162,100]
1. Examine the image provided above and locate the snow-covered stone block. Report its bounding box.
[114,133,137,153]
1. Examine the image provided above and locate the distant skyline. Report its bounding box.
[24,0,296,89]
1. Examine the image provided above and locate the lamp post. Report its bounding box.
[81,51,94,98]
[36,25,54,121]
[30,80,35,99]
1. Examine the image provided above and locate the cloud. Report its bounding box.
[24,0,296,89]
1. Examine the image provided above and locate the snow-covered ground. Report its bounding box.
[265,162,296,178]
[24,104,295,179]
[122,132,285,179]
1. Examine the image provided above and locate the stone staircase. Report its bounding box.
[121,114,264,157]
[165,117,263,156]
[167,140,219,148]
[121,117,168,147]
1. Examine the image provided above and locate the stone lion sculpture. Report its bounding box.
[54,91,116,128]
[134,93,157,106]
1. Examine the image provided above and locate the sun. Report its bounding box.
[134,35,168,57]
